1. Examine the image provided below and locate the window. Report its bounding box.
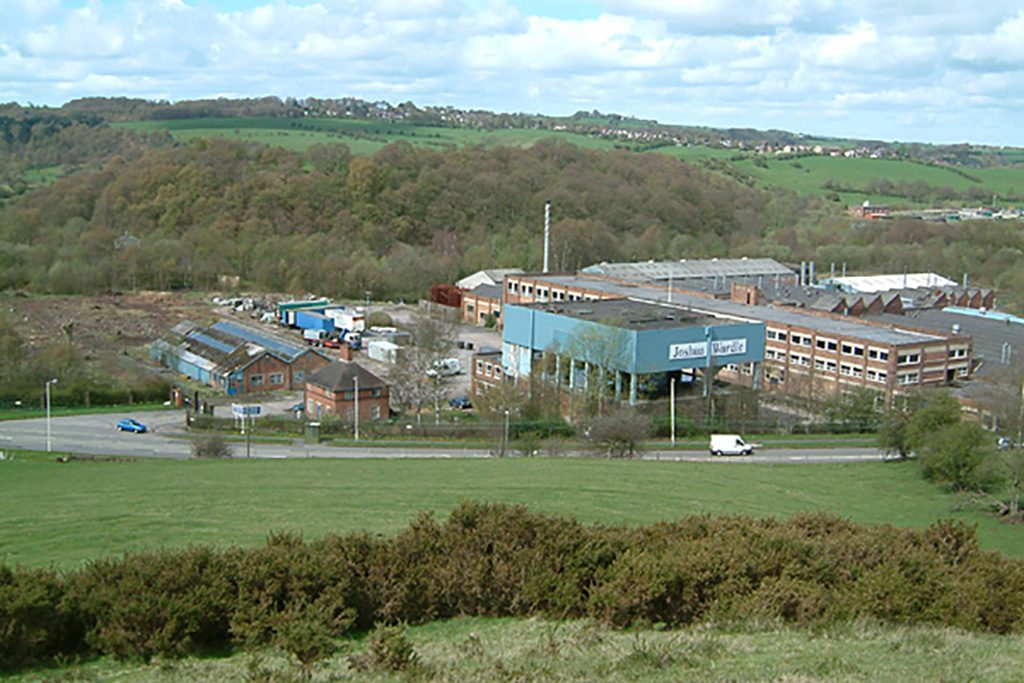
[814,358,836,371]
[726,363,739,372]
[790,353,810,367]
[741,363,754,376]
[841,343,864,357]
[371,405,381,420]
[343,390,354,400]
[948,347,968,359]
[791,333,811,346]
[898,352,920,365]
[840,363,863,378]
[250,374,264,387]
[269,372,284,385]
[294,371,305,383]
[868,348,889,361]
[525,285,533,295]
[371,388,382,398]
[866,369,887,383]
[467,303,475,313]
[816,338,838,352]
[897,372,919,385]
[307,398,315,411]
[957,367,969,377]
[484,363,492,377]
[476,360,484,374]
[767,328,788,342]
[507,281,518,292]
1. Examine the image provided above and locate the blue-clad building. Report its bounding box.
[502,299,765,404]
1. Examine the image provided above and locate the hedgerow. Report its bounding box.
[1,503,1021,672]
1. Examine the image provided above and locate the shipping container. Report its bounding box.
[294,310,335,333]
[366,339,403,365]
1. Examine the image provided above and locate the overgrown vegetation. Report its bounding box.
[1,502,1022,674]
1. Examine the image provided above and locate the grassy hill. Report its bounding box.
[119,116,1024,208]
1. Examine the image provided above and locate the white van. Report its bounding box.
[709,434,755,456]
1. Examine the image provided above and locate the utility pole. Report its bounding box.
[45,378,58,453]
[670,376,676,446]
[502,409,510,456]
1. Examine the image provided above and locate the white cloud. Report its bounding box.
[0,0,1022,144]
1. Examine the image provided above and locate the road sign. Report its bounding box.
[231,404,262,417]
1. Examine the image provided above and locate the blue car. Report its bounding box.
[117,418,147,434]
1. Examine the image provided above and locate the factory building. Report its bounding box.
[502,271,970,402]
[501,298,765,405]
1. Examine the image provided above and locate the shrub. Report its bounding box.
[64,547,234,661]
[191,435,233,459]
[228,532,357,647]
[0,566,82,671]
[349,624,419,673]
[586,408,651,458]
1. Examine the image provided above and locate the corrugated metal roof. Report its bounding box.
[211,320,306,361]
[582,258,794,281]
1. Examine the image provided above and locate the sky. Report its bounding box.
[2,0,1024,145]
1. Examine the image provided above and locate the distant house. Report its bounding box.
[304,362,389,422]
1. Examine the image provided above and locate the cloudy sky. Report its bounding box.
[2,0,1023,145]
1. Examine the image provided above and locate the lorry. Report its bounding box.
[324,305,366,334]
[709,434,756,456]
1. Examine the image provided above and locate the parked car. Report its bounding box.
[448,396,472,410]
[116,418,147,434]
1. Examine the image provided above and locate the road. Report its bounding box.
[0,410,889,463]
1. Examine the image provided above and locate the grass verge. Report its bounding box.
[8,617,1024,682]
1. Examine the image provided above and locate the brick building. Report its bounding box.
[461,284,503,325]
[470,347,505,399]
[305,362,390,422]
[501,271,970,402]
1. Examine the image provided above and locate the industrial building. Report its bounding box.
[501,298,766,404]
[502,271,970,402]
[150,319,332,395]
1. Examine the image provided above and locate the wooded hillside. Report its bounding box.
[1,136,1022,309]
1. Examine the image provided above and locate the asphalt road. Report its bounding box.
[0,410,889,463]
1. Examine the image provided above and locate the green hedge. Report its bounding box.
[1,504,1022,671]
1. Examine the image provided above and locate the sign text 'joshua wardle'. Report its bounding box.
[668,339,747,361]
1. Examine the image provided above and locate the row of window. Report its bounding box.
[766,329,894,361]
[250,372,285,387]
[475,359,504,379]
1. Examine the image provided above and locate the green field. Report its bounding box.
[119,116,1024,207]
[9,617,1024,682]
[119,116,619,155]
[2,455,1019,570]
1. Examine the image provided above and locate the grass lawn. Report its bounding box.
[1,456,1019,569]
[9,617,1024,682]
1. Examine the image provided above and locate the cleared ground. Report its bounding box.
[1,454,1019,570]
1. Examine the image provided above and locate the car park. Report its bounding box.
[116,418,147,434]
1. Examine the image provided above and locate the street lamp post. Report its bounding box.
[354,374,360,441]
[364,291,371,331]
[502,409,510,456]
[45,378,58,453]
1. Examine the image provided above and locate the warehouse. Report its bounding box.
[502,298,765,405]
[150,319,332,395]
[502,272,969,402]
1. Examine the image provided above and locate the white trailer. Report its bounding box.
[324,306,366,333]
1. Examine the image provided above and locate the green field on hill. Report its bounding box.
[120,116,1024,207]
[2,455,1019,570]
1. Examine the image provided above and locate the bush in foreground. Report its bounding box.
[1,503,1022,672]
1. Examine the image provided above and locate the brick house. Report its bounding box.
[461,283,503,325]
[304,362,390,422]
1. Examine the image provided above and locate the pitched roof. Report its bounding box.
[307,361,387,392]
